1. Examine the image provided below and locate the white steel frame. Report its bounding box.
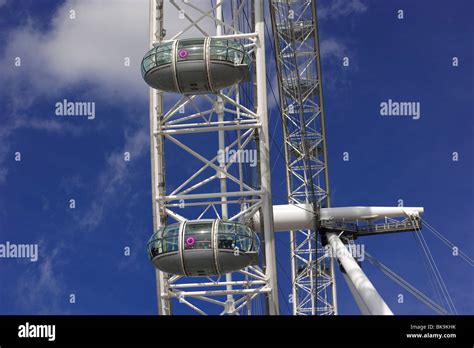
[149,0,279,315]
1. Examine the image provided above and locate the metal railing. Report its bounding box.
[320,218,422,236]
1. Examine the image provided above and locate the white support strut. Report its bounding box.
[326,232,393,315]
[149,0,172,316]
[341,272,371,315]
[255,0,280,315]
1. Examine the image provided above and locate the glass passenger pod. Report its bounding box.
[147,220,259,276]
[141,38,251,95]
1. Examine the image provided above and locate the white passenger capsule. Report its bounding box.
[141,38,251,95]
[147,220,260,276]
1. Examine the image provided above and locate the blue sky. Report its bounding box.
[0,0,472,315]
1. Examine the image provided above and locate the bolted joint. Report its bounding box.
[214,99,225,115]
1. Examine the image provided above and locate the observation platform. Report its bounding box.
[320,218,422,238]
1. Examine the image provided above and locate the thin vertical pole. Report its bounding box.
[311,0,337,315]
[215,0,235,314]
[150,0,171,315]
[255,0,279,315]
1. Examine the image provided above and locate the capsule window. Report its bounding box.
[162,225,179,253]
[147,224,180,258]
[148,228,164,258]
[156,50,172,66]
[217,227,235,249]
[184,222,212,250]
[142,53,156,73]
[218,221,255,252]
[227,40,241,50]
[177,39,205,61]
[162,235,179,253]
[228,49,244,65]
[162,225,179,237]
[235,224,254,252]
[148,238,162,258]
[156,41,173,52]
[210,46,228,61]
[210,39,249,65]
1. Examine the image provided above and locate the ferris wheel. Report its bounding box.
[142,0,468,316]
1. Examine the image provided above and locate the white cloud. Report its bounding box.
[320,38,347,59]
[1,0,150,101]
[0,0,219,103]
[318,0,367,19]
[0,0,154,184]
[0,0,362,105]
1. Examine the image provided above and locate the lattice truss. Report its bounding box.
[270,0,335,315]
[150,0,274,315]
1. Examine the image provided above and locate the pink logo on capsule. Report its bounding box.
[178,49,189,59]
[185,236,196,247]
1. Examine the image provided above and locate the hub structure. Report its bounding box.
[144,0,424,316]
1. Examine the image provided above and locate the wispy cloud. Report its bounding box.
[320,38,347,59]
[318,0,367,19]
[79,126,149,231]
[16,242,69,314]
[317,1,368,93]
